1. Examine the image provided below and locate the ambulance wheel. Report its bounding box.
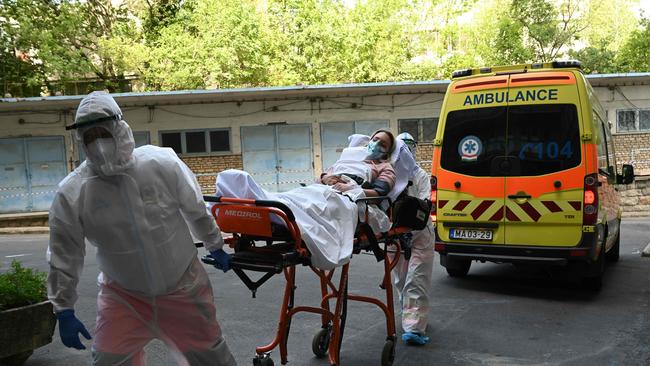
[445,257,471,277]
[312,327,331,358]
[606,230,620,262]
[381,339,395,366]
[582,240,606,291]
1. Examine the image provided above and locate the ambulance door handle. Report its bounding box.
[508,193,531,199]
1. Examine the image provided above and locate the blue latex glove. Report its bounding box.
[209,249,232,272]
[56,309,91,350]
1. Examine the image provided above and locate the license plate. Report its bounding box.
[449,228,493,241]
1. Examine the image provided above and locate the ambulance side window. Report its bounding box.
[597,116,617,181]
[604,121,618,176]
[596,117,609,173]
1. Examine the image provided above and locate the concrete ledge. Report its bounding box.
[0,227,49,235]
[0,212,49,228]
[621,212,650,218]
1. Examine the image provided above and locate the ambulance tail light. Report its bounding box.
[430,175,437,224]
[583,173,599,225]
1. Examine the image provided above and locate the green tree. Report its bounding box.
[264,0,348,85]
[617,18,650,72]
[141,0,272,90]
[491,17,535,65]
[1,0,138,96]
[582,0,638,52]
[341,0,417,82]
[568,42,617,74]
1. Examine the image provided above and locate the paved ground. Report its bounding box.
[1,219,649,366]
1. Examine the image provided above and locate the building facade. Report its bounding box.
[1,75,649,216]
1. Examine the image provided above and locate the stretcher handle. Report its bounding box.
[204,195,296,222]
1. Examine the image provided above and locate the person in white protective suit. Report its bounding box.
[47,91,237,366]
[392,132,435,346]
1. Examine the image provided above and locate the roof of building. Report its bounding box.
[2,72,650,112]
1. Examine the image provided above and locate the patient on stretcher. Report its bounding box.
[214,130,417,270]
[319,130,396,197]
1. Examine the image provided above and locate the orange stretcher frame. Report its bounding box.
[202,196,410,366]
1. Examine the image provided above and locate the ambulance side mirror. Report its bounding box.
[617,164,635,185]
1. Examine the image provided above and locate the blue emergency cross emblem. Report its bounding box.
[458,135,482,162]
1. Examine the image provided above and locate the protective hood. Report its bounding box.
[74,92,135,176]
[348,134,370,148]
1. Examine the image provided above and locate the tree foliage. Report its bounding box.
[1,0,137,95]
[617,17,650,72]
[1,0,649,96]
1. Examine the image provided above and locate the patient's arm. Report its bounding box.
[321,174,344,185]
[363,180,391,197]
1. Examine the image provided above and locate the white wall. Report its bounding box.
[0,92,444,173]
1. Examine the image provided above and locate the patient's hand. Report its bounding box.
[332,182,355,192]
[321,174,344,185]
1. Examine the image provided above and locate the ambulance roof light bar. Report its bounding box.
[451,60,583,79]
[451,69,473,78]
[552,60,582,69]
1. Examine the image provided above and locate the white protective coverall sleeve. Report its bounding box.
[173,154,224,252]
[47,178,86,312]
[393,166,435,335]
[411,166,432,201]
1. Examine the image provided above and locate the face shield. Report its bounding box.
[397,132,417,156]
[403,139,417,156]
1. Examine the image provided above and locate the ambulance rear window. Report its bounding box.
[441,107,507,177]
[441,104,580,176]
[508,104,581,176]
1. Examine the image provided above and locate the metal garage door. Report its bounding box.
[0,136,67,213]
[320,120,389,170]
[241,124,313,192]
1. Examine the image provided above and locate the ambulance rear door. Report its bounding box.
[436,75,510,245]
[503,72,585,247]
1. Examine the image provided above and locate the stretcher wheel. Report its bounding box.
[311,327,331,358]
[381,339,395,366]
[252,355,274,366]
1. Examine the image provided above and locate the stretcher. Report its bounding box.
[202,195,413,366]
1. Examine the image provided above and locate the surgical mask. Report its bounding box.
[366,140,387,160]
[86,138,117,166]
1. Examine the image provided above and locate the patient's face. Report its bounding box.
[371,132,392,153]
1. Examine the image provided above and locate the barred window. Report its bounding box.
[617,109,650,133]
[398,117,439,143]
[160,129,231,155]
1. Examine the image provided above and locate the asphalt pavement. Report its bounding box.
[1,219,649,366]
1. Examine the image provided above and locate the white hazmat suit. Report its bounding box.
[392,133,435,345]
[47,91,236,365]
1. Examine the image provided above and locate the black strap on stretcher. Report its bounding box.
[202,250,302,298]
[357,222,385,262]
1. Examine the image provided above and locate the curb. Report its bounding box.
[0,227,49,235]
[642,242,650,258]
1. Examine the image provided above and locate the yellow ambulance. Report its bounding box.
[431,61,635,290]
